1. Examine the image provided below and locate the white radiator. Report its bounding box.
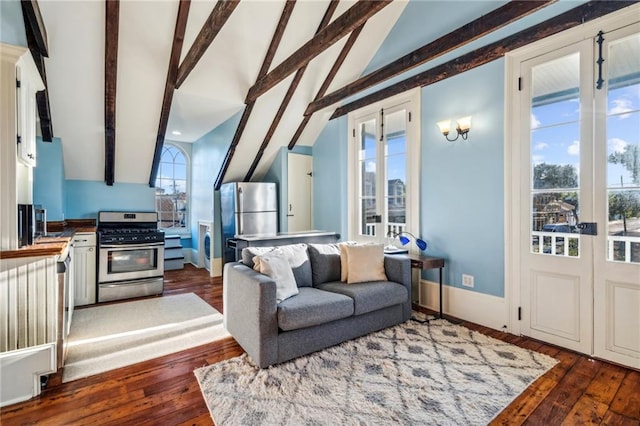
[0,257,58,353]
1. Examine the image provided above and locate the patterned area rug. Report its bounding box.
[195,318,557,425]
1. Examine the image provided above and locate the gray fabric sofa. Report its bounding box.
[223,243,412,368]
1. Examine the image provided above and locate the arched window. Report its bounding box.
[155,143,189,231]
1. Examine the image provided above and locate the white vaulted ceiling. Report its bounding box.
[37,0,408,184]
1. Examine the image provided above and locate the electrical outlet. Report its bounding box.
[462,274,474,288]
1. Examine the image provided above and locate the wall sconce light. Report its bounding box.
[437,116,472,142]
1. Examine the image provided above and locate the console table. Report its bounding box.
[407,255,445,319]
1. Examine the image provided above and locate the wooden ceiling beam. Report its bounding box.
[244,0,392,103]
[104,0,119,186]
[244,0,340,181]
[306,0,555,116]
[214,1,297,190]
[148,0,191,187]
[20,0,48,57]
[331,0,635,119]
[288,23,364,150]
[21,0,53,141]
[175,0,239,89]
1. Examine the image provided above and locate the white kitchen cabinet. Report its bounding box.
[72,233,97,306]
[0,43,44,251]
[16,62,41,167]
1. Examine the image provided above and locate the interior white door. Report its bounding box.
[593,25,640,369]
[519,40,595,355]
[287,153,312,232]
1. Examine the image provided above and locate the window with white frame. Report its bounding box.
[155,143,189,231]
[347,89,421,245]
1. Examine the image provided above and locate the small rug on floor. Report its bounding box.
[63,293,229,383]
[195,318,557,425]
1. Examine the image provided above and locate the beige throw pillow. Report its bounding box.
[338,241,358,282]
[344,244,387,284]
[253,252,298,303]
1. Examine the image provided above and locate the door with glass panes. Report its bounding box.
[351,100,417,246]
[518,25,640,367]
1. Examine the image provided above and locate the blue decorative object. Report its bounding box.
[387,231,427,251]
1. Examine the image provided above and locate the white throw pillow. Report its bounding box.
[253,252,299,303]
[343,244,387,284]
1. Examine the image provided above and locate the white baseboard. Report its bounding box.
[419,280,509,332]
[0,343,56,407]
[182,248,192,264]
[188,249,222,278]
[190,248,198,267]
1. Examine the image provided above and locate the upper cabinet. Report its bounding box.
[14,46,44,167]
[1,43,44,250]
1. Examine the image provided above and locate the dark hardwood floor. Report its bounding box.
[1,264,638,425]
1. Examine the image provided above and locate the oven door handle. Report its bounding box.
[100,242,165,249]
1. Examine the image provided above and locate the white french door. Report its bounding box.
[519,39,595,355]
[593,25,640,368]
[348,90,420,245]
[513,16,640,368]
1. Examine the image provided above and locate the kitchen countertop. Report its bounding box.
[233,230,339,242]
[0,223,97,260]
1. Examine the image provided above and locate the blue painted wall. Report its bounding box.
[312,118,348,240]
[33,137,65,221]
[0,0,27,46]
[421,59,505,297]
[311,0,592,298]
[190,111,242,258]
[65,180,155,220]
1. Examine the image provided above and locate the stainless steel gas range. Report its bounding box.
[97,211,165,303]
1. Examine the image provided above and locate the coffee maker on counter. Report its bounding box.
[17,204,34,247]
[17,204,47,247]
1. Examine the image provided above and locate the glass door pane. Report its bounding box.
[384,109,407,237]
[606,33,640,263]
[358,118,378,237]
[530,53,581,257]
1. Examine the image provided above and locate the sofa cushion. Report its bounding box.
[307,243,341,286]
[242,244,312,287]
[343,244,387,284]
[317,281,408,316]
[277,287,354,331]
[253,252,299,303]
[338,241,358,282]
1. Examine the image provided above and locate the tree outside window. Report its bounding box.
[155,144,188,230]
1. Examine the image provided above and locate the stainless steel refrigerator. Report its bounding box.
[220,182,278,263]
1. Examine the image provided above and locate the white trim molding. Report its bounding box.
[419,279,508,332]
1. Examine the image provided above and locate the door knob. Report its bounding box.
[577,222,597,236]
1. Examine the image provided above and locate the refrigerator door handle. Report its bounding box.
[238,186,243,235]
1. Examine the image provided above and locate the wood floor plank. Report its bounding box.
[1,265,638,426]
[609,370,640,420]
[490,376,557,425]
[524,357,604,424]
[601,409,640,425]
[585,362,627,406]
[561,394,610,425]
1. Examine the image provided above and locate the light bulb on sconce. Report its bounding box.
[437,116,472,142]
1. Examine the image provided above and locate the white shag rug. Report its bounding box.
[195,317,557,425]
[63,293,229,383]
